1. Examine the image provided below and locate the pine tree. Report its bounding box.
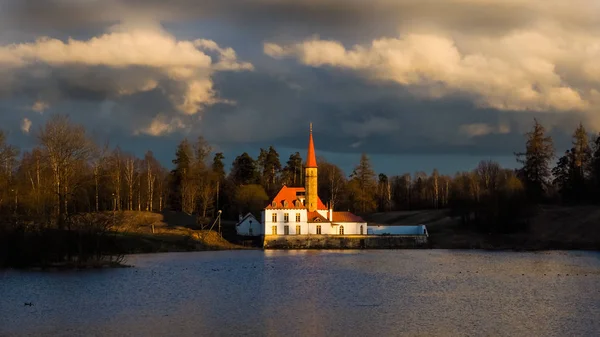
[282,152,303,187]
[515,119,555,201]
[211,153,226,214]
[258,146,281,195]
[170,139,193,211]
[570,123,592,200]
[348,153,377,213]
[230,152,257,185]
[552,149,574,200]
[589,133,600,199]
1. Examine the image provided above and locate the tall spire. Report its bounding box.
[306,123,317,168]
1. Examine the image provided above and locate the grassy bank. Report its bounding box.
[364,206,600,250]
[0,211,249,269]
[110,211,248,253]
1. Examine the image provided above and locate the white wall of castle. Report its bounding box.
[262,209,367,235]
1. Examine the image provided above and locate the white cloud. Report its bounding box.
[459,123,511,137]
[0,26,253,117]
[31,100,49,113]
[134,114,189,136]
[265,24,600,128]
[21,118,32,134]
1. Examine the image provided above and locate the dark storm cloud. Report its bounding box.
[1,0,598,169]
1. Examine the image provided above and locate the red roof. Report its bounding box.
[306,124,317,168]
[332,211,365,223]
[307,211,328,223]
[266,185,327,209]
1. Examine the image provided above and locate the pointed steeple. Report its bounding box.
[306,123,317,168]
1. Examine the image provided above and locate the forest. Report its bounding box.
[1,115,600,267]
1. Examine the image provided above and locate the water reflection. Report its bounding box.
[1,250,599,336]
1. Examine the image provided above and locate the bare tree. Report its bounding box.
[108,147,124,211]
[37,115,93,222]
[124,155,135,211]
[91,141,109,212]
[431,169,440,209]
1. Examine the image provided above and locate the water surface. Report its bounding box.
[1,250,599,336]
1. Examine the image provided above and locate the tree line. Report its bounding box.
[2,115,600,230]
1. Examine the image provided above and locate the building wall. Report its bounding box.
[263,209,309,235]
[305,167,318,212]
[236,215,263,236]
[262,210,368,236]
[331,222,367,235]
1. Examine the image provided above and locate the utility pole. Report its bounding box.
[218,210,222,236]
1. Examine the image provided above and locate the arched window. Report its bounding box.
[360,225,363,235]
[339,225,344,235]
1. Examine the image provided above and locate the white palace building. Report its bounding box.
[236,124,368,237]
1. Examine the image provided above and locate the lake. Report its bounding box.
[1,250,599,336]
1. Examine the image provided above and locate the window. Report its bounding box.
[249,228,253,235]
[316,225,322,235]
[284,225,290,235]
[284,213,289,222]
[296,225,301,235]
[272,213,277,222]
[272,226,277,235]
[296,213,301,222]
[360,225,363,235]
[339,225,345,235]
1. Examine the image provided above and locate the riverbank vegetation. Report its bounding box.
[1,114,600,266]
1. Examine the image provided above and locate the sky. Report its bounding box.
[1,0,599,176]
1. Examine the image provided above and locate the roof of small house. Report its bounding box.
[307,211,329,223]
[266,185,327,210]
[236,212,258,226]
[331,211,365,223]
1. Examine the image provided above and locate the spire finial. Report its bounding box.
[310,122,313,134]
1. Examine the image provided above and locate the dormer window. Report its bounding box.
[283,200,288,207]
[271,201,277,207]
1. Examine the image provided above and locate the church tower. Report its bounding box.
[305,123,318,212]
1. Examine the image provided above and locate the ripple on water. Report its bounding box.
[1,250,599,337]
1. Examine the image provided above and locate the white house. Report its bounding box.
[261,124,368,236]
[235,212,263,236]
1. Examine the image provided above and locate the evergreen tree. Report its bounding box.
[257,146,281,195]
[570,123,592,199]
[211,152,226,215]
[591,133,600,197]
[169,138,193,211]
[348,153,377,213]
[377,173,392,212]
[552,149,574,200]
[282,152,303,187]
[212,153,226,182]
[515,119,555,201]
[230,152,257,185]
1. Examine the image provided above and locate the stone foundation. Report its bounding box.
[263,235,428,249]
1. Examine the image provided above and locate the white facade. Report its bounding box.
[261,208,368,236]
[262,209,310,235]
[236,213,263,236]
[331,222,367,235]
